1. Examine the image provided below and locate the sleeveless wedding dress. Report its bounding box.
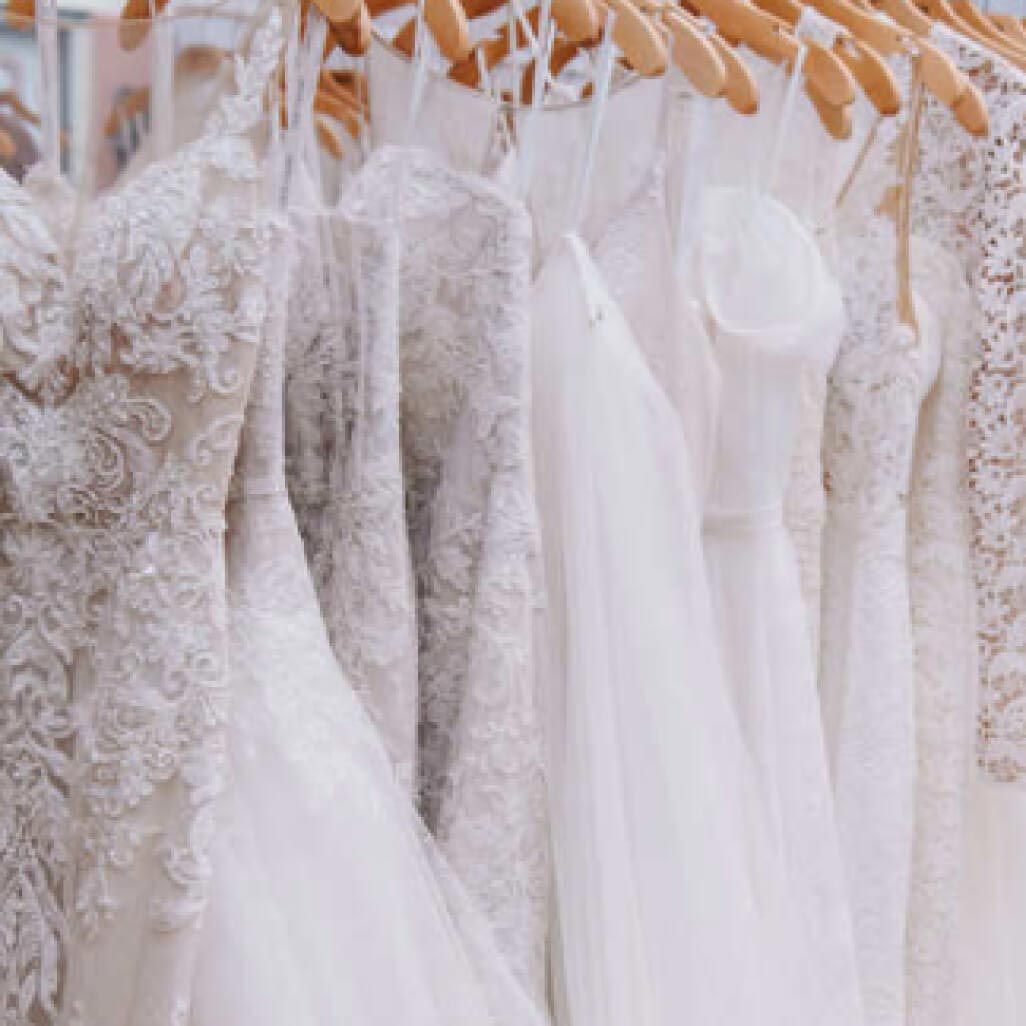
[694,181,863,1026]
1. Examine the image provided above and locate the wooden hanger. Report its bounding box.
[752,0,901,115]
[0,88,40,128]
[989,12,1026,45]
[920,0,1026,70]
[948,0,1026,50]
[363,0,472,60]
[871,0,931,35]
[681,0,857,107]
[768,0,987,131]
[3,0,33,25]
[702,20,761,111]
[662,4,729,96]
[862,0,991,133]
[804,72,855,135]
[589,0,668,75]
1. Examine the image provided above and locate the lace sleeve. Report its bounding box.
[912,29,1026,783]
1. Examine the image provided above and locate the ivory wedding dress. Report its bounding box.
[695,181,863,1026]
[192,171,547,1026]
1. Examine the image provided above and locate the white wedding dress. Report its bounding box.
[192,187,547,1026]
[283,175,420,789]
[694,181,863,1026]
[822,102,941,1022]
[533,218,798,1026]
[0,11,549,1023]
[907,26,1026,1024]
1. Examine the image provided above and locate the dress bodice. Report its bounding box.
[697,186,844,522]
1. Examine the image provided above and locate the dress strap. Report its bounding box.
[202,4,284,141]
[564,231,607,326]
[570,10,617,231]
[674,95,713,271]
[277,5,324,209]
[36,0,61,174]
[513,0,554,199]
[150,0,176,160]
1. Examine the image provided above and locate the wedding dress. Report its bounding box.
[906,26,1026,1024]
[679,43,860,652]
[283,178,420,788]
[906,236,978,1026]
[694,178,862,1026]
[532,140,798,1026]
[340,142,549,995]
[190,161,547,1026]
[0,11,550,1022]
[0,13,283,1023]
[821,83,942,1024]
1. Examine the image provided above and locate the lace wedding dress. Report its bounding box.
[0,14,283,1023]
[336,144,549,995]
[694,182,863,1026]
[283,180,420,788]
[906,235,978,1026]
[189,172,547,1026]
[905,28,1026,1025]
[820,83,941,1025]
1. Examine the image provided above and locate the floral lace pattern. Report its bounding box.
[0,13,280,1025]
[823,89,933,1026]
[911,27,1026,783]
[283,207,419,789]
[341,146,549,995]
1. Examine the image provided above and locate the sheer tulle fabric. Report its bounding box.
[533,232,800,1026]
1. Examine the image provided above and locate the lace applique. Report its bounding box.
[343,146,550,994]
[0,12,281,1024]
